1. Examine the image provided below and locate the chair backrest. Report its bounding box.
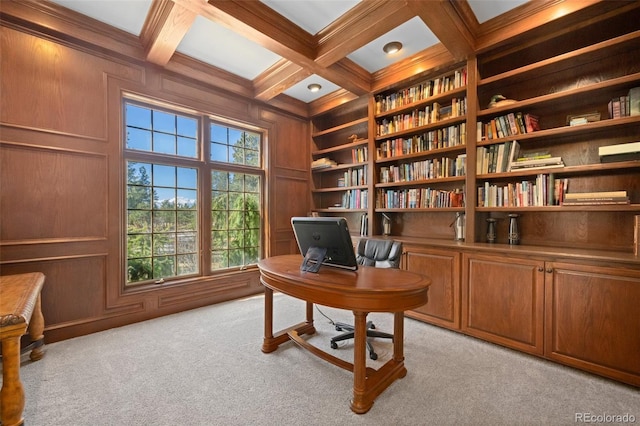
[355,238,403,269]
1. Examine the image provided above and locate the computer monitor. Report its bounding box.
[291,216,358,272]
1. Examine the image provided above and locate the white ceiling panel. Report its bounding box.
[176,16,282,81]
[283,75,341,103]
[51,0,151,35]
[348,16,438,73]
[261,0,361,35]
[468,0,529,23]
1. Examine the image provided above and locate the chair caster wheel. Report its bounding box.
[369,352,378,360]
[335,326,343,331]
[331,341,338,349]
[370,324,376,330]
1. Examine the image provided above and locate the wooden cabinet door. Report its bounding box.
[462,253,545,355]
[545,261,640,386]
[404,246,461,330]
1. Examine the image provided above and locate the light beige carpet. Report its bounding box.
[14,293,640,425]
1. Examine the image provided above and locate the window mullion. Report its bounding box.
[200,118,212,276]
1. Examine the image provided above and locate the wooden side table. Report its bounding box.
[0,272,46,426]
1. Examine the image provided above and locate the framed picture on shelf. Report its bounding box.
[566,112,600,126]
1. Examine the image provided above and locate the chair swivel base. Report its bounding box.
[330,320,393,360]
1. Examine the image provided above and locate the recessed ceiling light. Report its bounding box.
[307,83,322,92]
[383,41,403,55]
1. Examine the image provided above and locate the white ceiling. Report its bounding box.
[49,0,529,103]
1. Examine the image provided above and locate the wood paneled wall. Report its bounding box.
[0,23,310,343]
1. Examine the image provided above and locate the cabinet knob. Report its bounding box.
[546,268,553,273]
[537,267,544,272]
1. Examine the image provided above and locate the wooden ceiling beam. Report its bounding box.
[314,0,415,68]
[173,0,316,63]
[189,0,373,99]
[252,60,310,102]
[140,0,197,66]
[408,0,475,60]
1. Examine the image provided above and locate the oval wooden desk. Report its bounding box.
[258,255,430,414]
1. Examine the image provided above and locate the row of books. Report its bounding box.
[359,213,368,236]
[376,124,466,159]
[351,146,368,163]
[330,189,368,210]
[478,175,569,207]
[477,141,565,174]
[376,97,467,137]
[375,68,467,114]
[376,188,465,209]
[337,165,367,187]
[561,190,629,206]
[477,112,540,141]
[609,86,640,118]
[379,154,466,183]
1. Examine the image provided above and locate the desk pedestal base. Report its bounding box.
[262,287,407,414]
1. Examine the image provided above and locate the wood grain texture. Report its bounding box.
[545,261,640,386]
[463,253,544,355]
[404,246,461,329]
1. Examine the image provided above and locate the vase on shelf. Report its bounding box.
[382,213,391,236]
[508,213,520,245]
[486,218,497,243]
[452,212,465,241]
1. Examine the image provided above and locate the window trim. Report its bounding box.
[122,95,266,289]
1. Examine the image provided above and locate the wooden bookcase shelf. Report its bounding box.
[311,117,368,138]
[310,96,370,226]
[312,139,368,157]
[312,184,368,193]
[476,115,640,146]
[375,175,466,188]
[473,11,639,252]
[377,207,465,213]
[374,116,467,141]
[476,205,640,213]
[479,160,640,180]
[478,30,640,87]
[374,86,467,119]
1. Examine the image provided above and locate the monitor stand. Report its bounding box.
[300,246,327,273]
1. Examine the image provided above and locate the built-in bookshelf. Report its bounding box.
[474,20,640,251]
[310,96,370,232]
[309,11,639,253]
[370,66,468,238]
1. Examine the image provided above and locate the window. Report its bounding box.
[211,171,260,269]
[124,100,263,287]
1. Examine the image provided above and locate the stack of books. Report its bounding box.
[311,157,337,169]
[561,190,630,206]
[598,141,640,163]
[509,151,565,171]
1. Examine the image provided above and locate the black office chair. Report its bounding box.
[330,238,403,360]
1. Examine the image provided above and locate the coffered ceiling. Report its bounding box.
[41,0,592,113]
